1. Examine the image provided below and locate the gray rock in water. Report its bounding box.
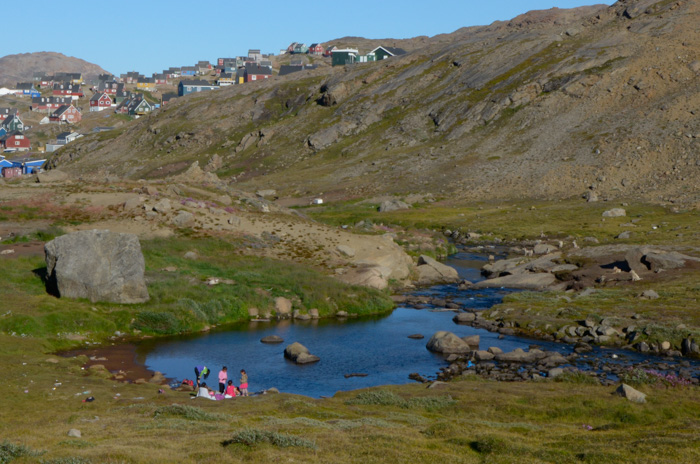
[616,383,646,403]
[426,331,471,354]
[45,230,149,304]
[453,312,476,324]
[284,342,320,364]
[67,429,81,438]
[261,335,284,344]
[407,334,424,339]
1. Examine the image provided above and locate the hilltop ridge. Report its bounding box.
[48,0,700,207]
[0,51,110,85]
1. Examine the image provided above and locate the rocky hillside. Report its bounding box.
[0,52,110,85]
[50,0,700,207]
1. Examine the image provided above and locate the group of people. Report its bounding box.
[193,365,249,401]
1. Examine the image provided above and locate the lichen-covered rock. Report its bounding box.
[426,331,472,354]
[284,342,320,364]
[45,230,149,303]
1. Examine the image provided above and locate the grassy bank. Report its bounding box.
[1,344,698,464]
[306,199,700,246]
[0,235,393,351]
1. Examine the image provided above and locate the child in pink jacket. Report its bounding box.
[218,366,228,394]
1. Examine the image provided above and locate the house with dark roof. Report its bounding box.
[308,43,324,55]
[244,63,272,83]
[56,131,82,144]
[0,131,30,152]
[196,61,212,74]
[31,97,72,113]
[15,83,40,97]
[369,46,408,60]
[52,82,83,99]
[217,73,235,86]
[96,81,124,95]
[181,66,197,76]
[1,114,24,133]
[293,43,308,54]
[49,104,82,124]
[161,93,177,106]
[248,49,262,62]
[121,97,153,116]
[0,108,18,121]
[136,77,156,91]
[90,92,113,112]
[178,80,219,96]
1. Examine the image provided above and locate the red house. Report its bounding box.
[52,82,84,99]
[323,45,337,57]
[89,92,113,112]
[49,104,82,123]
[0,132,31,151]
[244,63,272,83]
[309,43,324,55]
[31,97,72,113]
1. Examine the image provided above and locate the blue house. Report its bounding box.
[178,80,218,96]
[181,66,197,76]
[0,127,6,138]
[16,83,41,98]
[10,158,46,174]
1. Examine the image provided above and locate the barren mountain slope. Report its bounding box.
[0,52,110,85]
[50,0,700,206]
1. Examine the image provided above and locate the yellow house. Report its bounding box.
[136,78,156,91]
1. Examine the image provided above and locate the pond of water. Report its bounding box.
[134,251,698,397]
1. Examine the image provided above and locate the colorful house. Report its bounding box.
[56,131,82,144]
[136,78,156,91]
[31,96,73,113]
[248,49,263,62]
[0,108,18,121]
[244,63,272,83]
[0,132,31,151]
[53,82,84,99]
[96,81,123,94]
[178,80,219,96]
[181,66,197,76]
[1,115,25,133]
[331,49,360,66]
[153,74,168,85]
[217,73,235,86]
[15,83,41,97]
[293,43,308,54]
[161,93,177,106]
[49,105,82,123]
[369,46,407,60]
[308,43,324,55]
[89,92,113,112]
[118,97,153,116]
[323,45,337,57]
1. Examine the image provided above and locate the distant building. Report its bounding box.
[161,93,177,106]
[293,43,308,54]
[181,66,197,76]
[244,63,272,83]
[31,96,72,113]
[49,104,82,124]
[15,83,41,97]
[0,107,18,121]
[0,132,31,151]
[248,49,263,62]
[52,82,83,99]
[370,46,407,60]
[217,73,235,86]
[56,131,82,144]
[89,92,113,112]
[1,114,25,132]
[323,45,337,57]
[331,49,360,66]
[308,43,324,55]
[178,80,219,96]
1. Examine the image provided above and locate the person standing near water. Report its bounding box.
[240,369,249,396]
[218,366,228,394]
[194,365,209,388]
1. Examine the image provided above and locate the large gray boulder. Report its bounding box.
[284,342,320,364]
[426,331,472,354]
[473,273,556,290]
[378,199,410,213]
[45,230,149,303]
[36,170,68,183]
[415,255,460,285]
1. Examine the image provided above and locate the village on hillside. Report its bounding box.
[0,43,406,179]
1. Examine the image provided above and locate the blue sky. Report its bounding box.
[3,0,615,76]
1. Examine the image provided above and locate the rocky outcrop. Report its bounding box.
[378,199,410,213]
[616,383,646,403]
[36,170,68,183]
[284,342,320,364]
[44,230,149,303]
[473,273,557,290]
[415,255,460,285]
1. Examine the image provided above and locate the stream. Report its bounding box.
[127,250,699,397]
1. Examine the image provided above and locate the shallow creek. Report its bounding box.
[126,251,699,397]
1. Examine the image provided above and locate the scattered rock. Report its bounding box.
[172,211,195,228]
[67,429,81,438]
[274,297,292,318]
[416,255,460,285]
[261,335,284,344]
[640,289,659,299]
[616,383,646,403]
[453,312,476,324]
[407,334,424,339]
[336,245,356,257]
[183,251,198,260]
[36,170,68,183]
[534,243,557,255]
[602,208,626,218]
[378,199,410,212]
